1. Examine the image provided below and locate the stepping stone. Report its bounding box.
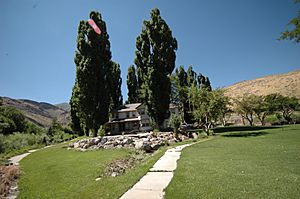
[120,172,173,199]
[120,143,195,199]
[150,152,180,172]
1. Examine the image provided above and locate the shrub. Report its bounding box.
[24,122,44,135]
[0,133,47,154]
[98,125,105,137]
[291,113,300,124]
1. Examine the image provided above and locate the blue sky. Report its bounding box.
[0,0,299,104]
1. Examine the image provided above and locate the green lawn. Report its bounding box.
[165,125,300,199]
[18,144,165,199]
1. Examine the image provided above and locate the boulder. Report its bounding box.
[192,132,198,139]
[100,137,108,145]
[142,142,152,153]
[150,141,161,150]
[134,140,144,149]
[73,142,80,148]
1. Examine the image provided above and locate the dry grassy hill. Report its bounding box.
[0,97,70,127]
[224,70,300,99]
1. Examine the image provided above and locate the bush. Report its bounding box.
[266,114,285,125]
[24,122,44,135]
[291,113,300,124]
[0,133,47,154]
[98,125,105,137]
[0,106,26,134]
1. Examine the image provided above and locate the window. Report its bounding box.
[140,109,145,115]
[126,112,130,118]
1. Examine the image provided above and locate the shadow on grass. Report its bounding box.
[213,126,279,134]
[222,131,268,138]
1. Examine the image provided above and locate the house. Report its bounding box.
[107,103,179,134]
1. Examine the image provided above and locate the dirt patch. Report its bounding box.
[105,157,137,177]
[101,151,147,178]
[0,165,19,199]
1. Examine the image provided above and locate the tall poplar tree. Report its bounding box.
[70,83,83,135]
[187,65,197,87]
[127,65,139,103]
[135,8,177,129]
[70,11,112,137]
[109,61,123,110]
[175,66,189,122]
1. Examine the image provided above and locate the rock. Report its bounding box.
[89,138,101,146]
[134,140,144,149]
[142,142,152,153]
[100,137,108,145]
[150,141,161,150]
[122,138,133,145]
[192,132,198,139]
[73,142,79,148]
[68,143,74,148]
[104,144,114,149]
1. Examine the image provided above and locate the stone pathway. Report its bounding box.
[8,149,38,165]
[8,146,52,165]
[120,143,193,199]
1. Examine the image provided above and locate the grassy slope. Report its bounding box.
[165,125,300,199]
[224,70,300,100]
[18,145,165,199]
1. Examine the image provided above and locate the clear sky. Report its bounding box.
[0,0,299,104]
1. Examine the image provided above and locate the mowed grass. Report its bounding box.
[18,144,165,199]
[165,125,300,199]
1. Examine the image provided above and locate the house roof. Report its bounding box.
[115,103,142,113]
[113,103,177,113]
[108,117,140,123]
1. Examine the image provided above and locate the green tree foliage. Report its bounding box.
[109,61,123,110]
[271,94,300,123]
[0,106,26,135]
[135,8,177,129]
[70,84,83,135]
[174,66,189,122]
[198,74,212,91]
[173,65,212,124]
[127,65,139,103]
[187,66,197,87]
[170,74,180,105]
[279,0,300,43]
[168,114,182,137]
[189,86,229,134]
[47,119,63,137]
[250,94,281,126]
[235,94,257,126]
[70,11,112,137]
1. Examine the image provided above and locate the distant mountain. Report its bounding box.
[0,97,70,127]
[224,70,300,100]
[55,102,71,112]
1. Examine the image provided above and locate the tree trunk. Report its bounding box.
[92,128,97,137]
[222,117,226,127]
[241,116,245,125]
[85,127,89,136]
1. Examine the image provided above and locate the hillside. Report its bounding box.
[55,102,71,112]
[0,97,70,127]
[224,70,300,99]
